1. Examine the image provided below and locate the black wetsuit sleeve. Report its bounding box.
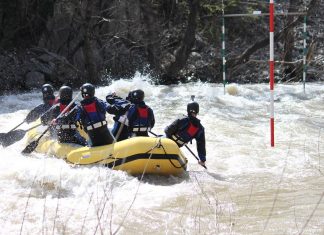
[164,119,182,137]
[107,104,125,116]
[106,99,130,116]
[25,104,44,123]
[40,105,59,125]
[196,127,206,162]
[106,95,123,104]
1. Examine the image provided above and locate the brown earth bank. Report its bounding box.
[0,0,323,94]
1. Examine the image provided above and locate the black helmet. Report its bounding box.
[42,84,54,96]
[80,83,95,98]
[187,101,199,115]
[59,85,73,103]
[130,89,144,103]
[42,84,55,101]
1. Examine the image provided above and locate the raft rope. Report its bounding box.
[20,166,42,235]
[112,138,159,234]
[100,137,165,166]
[143,137,163,154]
[142,137,186,169]
[159,142,186,169]
[92,137,162,166]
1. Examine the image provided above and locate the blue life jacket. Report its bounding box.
[77,97,114,146]
[81,100,105,124]
[129,105,152,133]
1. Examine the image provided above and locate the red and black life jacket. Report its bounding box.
[55,103,77,130]
[59,103,70,113]
[172,121,199,146]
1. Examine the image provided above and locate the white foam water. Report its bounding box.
[0,76,323,234]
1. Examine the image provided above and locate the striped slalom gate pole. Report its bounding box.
[269,0,275,147]
[222,16,226,94]
[221,2,306,147]
[221,0,226,94]
[303,14,307,93]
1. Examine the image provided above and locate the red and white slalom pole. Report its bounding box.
[269,0,275,147]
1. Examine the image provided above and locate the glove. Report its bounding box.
[106,95,115,104]
[106,92,123,104]
[50,119,57,125]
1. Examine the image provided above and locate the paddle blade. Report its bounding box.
[0,129,27,147]
[22,127,49,154]
[22,140,39,154]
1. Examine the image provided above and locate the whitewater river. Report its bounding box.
[0,76,323,235]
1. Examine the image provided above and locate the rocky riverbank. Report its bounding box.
[0,0,323,94]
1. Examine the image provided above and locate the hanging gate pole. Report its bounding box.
[303,15,307,94]
[222,17,226,94]
[221,0,226,94]
[269,0,275,147]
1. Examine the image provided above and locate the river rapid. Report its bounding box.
[0,75,323,235]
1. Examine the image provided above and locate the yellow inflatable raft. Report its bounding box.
[26,123,188,176]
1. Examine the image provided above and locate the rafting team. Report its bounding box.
[25,83,207,167]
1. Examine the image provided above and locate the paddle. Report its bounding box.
[0,123,42,147]
[183,144,207,169]
[0,104,61,147]
[22,92,81,154]
[0,119,26,142]
[114,112,128,143]
[149,131,207,169]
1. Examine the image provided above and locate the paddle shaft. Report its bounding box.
[52,92,81,122]
[149,131,207,169]
[149,131,162,137]
[5,100,59,135]
[25,123,42,132]
[184,144,207,169]
[7,119,25,133]
[114,112,128,143]
[4,123,42,139]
